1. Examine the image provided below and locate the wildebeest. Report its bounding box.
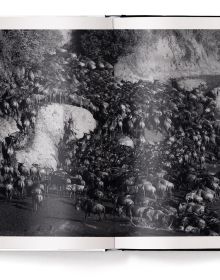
[25,178,34,195]
[14,176,26,198]
[64,183,76,198]
[75,184,85,195]
[32,188,44,212]
[75,198,105,220]
[5,183,14,201]
[142,181,156,198]
[2,101,10,116]
[18,163,30,177]
[23,118,31,133]
[1,141,14,164]
[114,195,134,219]
[93,189,104,201]
[30,165,39,179]
[10,99,19,119]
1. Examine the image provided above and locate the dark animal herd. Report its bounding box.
[1,44,220,235]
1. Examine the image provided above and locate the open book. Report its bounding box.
[0,16,220,250]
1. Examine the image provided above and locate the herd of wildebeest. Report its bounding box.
[1,44,220,235]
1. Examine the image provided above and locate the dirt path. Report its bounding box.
[0,193,179,236]
[0,194,115,236]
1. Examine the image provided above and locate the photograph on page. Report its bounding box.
[0,17,220,248]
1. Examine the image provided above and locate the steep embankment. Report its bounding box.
[16,104,96,169]
[115,30,220,82]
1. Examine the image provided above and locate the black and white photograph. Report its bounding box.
[1,28,220,237]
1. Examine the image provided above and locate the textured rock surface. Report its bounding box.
[177,78,207,91]
[115,31,220,82]
[0,117,19,142]
[16,104,96,169]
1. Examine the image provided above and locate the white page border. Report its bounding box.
[113,16,220,29]
[0,16,113,29]
[0,237,114,251]
[115,237,220,250]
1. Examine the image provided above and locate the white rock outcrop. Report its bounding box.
[16,104,96,170]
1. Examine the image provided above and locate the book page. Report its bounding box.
[111,16,220,249]
[0,16,115,250]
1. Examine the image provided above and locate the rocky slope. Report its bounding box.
[115,30,220,82]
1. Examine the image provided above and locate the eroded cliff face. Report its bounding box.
[115,30,220,82]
